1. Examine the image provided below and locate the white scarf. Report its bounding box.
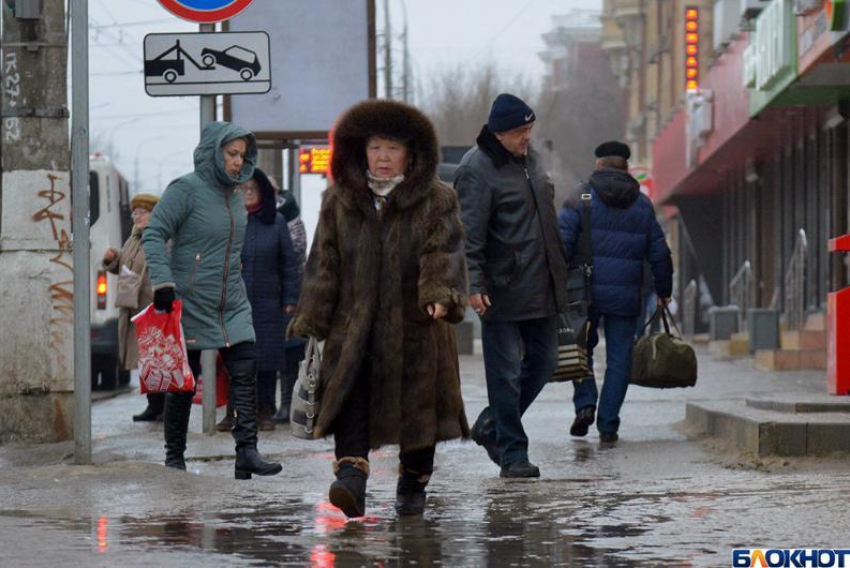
[366,170,405,198]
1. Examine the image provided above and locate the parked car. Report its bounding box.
[201,45,261,81]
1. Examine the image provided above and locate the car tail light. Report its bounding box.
[97,270,108,310]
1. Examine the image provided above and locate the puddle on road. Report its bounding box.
[0,491,666,567]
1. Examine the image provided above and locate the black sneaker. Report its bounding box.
[569,406,596,437]
[499,460,540,478]
[599,432,619,445]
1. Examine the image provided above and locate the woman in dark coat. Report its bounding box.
[238,168,300,430]
[290,100,469,518]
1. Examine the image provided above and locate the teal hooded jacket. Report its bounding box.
[142,121,258,350]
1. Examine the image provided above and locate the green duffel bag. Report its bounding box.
[631,306,698,388]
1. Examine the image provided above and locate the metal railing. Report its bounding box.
[682,279,698,342]
[728,260,754,333]
[783,229,808,331]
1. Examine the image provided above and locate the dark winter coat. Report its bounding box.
[454,125,568,322]
[558,168,673,317]
[277,191,308,352]
[144,122,258,350]
[290,100,469,451]
[241,168,300,371]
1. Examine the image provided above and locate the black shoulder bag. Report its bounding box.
[550,192,594,382]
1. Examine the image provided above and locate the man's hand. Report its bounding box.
[470,293,492,316]
[103,248,118,264]
[283,304,296,315]
[427,303,448,320]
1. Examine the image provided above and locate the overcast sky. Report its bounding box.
[87,0,600,195]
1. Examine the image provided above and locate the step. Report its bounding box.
[754,349,827,371]
[781,329,827,351]
[708,340,730,358]
[754,349,800,371]
[685,400,850,457]
[746,398,850,413]
[729,332,750,357]
[692,333,710,345]
[805,312,827,332]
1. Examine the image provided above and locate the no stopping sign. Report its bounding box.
[157,0,255,23]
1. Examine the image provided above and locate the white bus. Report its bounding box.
[89,153,133,389]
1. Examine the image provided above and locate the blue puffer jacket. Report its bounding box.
[241,168,300,371]
[558,168,673,317]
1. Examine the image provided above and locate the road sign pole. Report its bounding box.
[71,0,92,465]
[199,22,219,436]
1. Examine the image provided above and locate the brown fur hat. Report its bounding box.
[330,100,440,211]
[130,193,159,212]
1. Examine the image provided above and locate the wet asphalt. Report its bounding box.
[0,348,848,567]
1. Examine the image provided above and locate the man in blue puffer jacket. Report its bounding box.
[558,141,673,445]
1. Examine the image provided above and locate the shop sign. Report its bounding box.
[752,0,797,91]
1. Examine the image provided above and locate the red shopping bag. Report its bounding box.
[192,354,229,407]
[131,300,195,393]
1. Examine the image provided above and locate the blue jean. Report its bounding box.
[480,315,558,466]
[572,312,638,435]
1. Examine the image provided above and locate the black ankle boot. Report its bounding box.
[329,458,369,518]
[395,466,430,516]
[163,391,193,470]
[229,360,282,480]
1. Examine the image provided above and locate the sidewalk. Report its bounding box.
[0,344,839,469]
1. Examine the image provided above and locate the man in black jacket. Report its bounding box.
[455,93,568,478]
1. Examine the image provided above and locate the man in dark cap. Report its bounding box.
[558,141,673,445]
[455,93,568,478]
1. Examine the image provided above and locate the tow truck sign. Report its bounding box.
[143,31,271,97]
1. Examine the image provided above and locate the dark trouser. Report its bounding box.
[278,346,304,416]
[256,370,277,409]
[146,392,165,413]
[332,366,435,475]
[479,315,558,467]
[572,312,638,435]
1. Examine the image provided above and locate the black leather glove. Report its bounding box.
[153,287,175,313]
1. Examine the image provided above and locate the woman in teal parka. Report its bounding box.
[142,121,282,479]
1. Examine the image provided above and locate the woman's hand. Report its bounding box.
[427,303,448,320]
[103,248,118,264]
[283,304,296,315]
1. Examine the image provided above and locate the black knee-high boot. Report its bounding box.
[228,359,282,479]
[163,391,193,470]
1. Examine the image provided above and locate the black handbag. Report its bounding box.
[631,306,698,388]
[550,192,594,382]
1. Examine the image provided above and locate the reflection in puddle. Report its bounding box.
[0,487,689,567]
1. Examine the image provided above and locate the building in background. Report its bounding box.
[539,10,604,92]
[599,0,850,371]
[537,9,625,202]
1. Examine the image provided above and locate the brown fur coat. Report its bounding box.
[290,100,469,451]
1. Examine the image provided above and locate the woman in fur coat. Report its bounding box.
[289,100,469,518]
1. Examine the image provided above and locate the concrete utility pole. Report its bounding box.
[383,0,392,99]
[0,0,75,443]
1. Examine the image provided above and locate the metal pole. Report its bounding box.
[292,140,302,206]
[199,22,218,435]
[401,0,409,103]
[383,0,392,98]
[71,0,92,465]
